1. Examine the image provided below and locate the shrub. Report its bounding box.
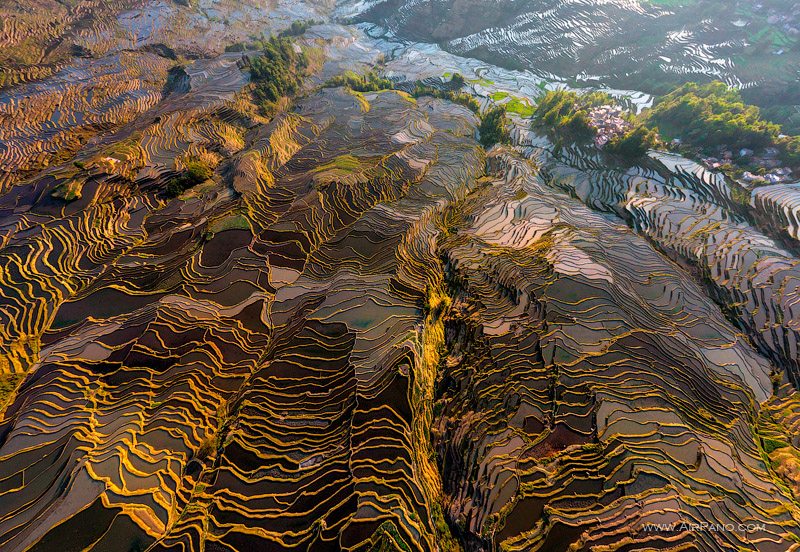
[186,159,213,182]
[166,158,214,197]
[779,135,800,166]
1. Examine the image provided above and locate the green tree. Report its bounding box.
[246,35,309,115]
[449,73,465,88]
[479,106,509,148]
[412,81,480,113]
[644,81,780,151]
[279,20,315,37]
[778,135,800,166]
[606,125,660,158]
[166,158,214,197]
[532,90,601,138]
[324,70,393,92]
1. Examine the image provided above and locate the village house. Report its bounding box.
[587,105,632,148]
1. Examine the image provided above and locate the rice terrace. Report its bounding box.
[3,1,800,551]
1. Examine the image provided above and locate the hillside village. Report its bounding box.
[588,105,632,148]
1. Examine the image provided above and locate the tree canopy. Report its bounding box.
[606,125,660,158]
[324,71,393,92]
[532,90,613,138]
[479,106,509,148]
[644,81,780,151]
[166,158,214,197]
[247,36,308,115]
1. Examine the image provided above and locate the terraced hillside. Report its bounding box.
[0,82,484,550]
[0,0,145,87]
[345,0,800,129]
[0,0,330,88]
[3,2,800,552]
[435,148,796,550]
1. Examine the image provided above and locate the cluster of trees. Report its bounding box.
[166,158,214,197]
[324,70,393,92]
[446,73,466,89]
[781,136,800,166]
[412,77,480,114]
[278,19,319,38]
[247,36,308,115]
[532,90,611,138]
[529,82,800,165]
[532,90,658,158]
[645,82,779,151]
[644,81,800,168]
[323,71,502,145]
[605,125,660,158]
[479,106,509,148]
